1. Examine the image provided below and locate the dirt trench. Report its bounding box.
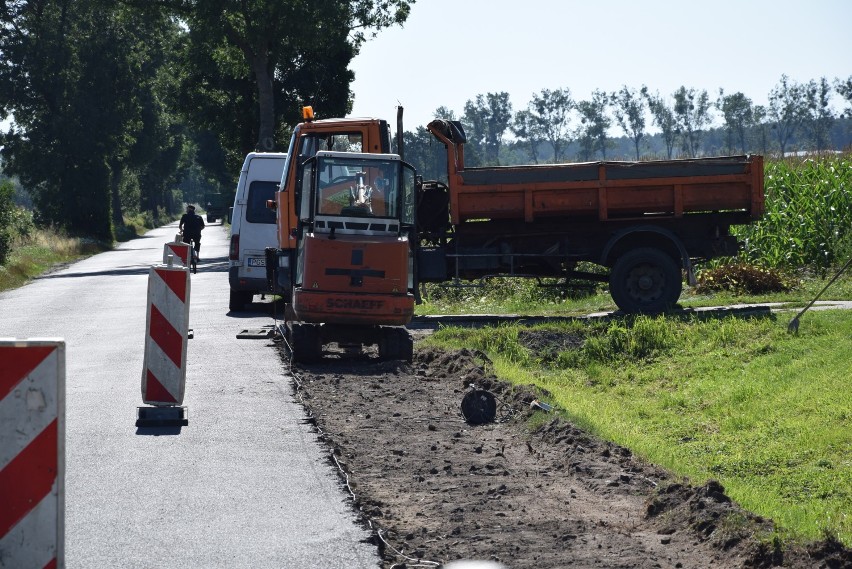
[282,340,851,569]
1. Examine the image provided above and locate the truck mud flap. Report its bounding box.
[265,248,292,294]
[417,248,447,281]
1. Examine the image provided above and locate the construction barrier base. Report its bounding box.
[136,406,188,427]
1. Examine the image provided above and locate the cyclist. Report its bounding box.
[179,204,205,259]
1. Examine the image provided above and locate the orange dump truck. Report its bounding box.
[416,119,764,313]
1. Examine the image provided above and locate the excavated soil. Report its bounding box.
[281,338,851,569]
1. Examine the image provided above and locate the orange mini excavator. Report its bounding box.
[268,140,418,362]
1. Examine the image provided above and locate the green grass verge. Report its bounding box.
[0,213,180,292]
[423,311,852,546]
[0,231,107,292]
[415,270,852,317]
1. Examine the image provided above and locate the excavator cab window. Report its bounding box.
[305,151,416,234]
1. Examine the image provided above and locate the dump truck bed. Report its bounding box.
[450,155,764,224]
[426,119,764,225]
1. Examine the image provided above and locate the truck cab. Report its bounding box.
[273,112,391,257]
[266,109,392,297]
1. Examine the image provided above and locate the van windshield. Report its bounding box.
[246,181,278,224]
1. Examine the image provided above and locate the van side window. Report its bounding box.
[246,181,278,224]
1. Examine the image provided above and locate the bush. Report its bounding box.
[8,206,35,240]
[114,224,137,242]
[694,263,797,295]
[0,180,15,264]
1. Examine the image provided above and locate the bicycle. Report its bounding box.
[181,233,199,274]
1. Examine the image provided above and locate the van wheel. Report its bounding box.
[609,248,681,314]
[229,290,253,311]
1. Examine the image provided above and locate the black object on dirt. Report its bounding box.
[460,389,497,425]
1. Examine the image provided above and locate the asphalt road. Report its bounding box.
[0,222,379,568]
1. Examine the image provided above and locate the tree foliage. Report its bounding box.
[520,88,574,163]
[3,1,121,238]
[159,0,412,163]
[0,179,15,264]
[0,0,411,239]
[510,110,543,164]
[717,90,754,154]
[462,92,512,166]
[611,85,649,160]
[672,86,712,158]
[0,1,186,238]
[575,89,611,160]
[768,74,808,156]
[802,77,835,153]
[751,105,771,156]
[837,76,852,118]
[645,91,678,159]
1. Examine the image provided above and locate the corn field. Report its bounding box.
[734,153,852,271]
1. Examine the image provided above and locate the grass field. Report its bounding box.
[424,310,852,546]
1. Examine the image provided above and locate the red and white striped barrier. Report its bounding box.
[163,235,191,268]
[141,263,190,409]
[0,338,65,569]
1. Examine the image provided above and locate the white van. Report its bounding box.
[228,152,287,311]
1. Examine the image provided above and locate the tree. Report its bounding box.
[462,92,512,166]
[836,75,852,118]
[611,85,648,160]
[672,86,711,158]
[645,91,678,159]
[768,75,808,156]
[716,90,753,154]
[1,1,139,239]
[511,110,544,164]
[802,77,835,153]
[575,90,611,160]
[110,8,186,223]
[158,0,412,158]
[402,106,453,182]
[403,127,447,182]
[511,110,542,164]
[751,105,771,156]
[521,88,574,163]
[0,2,189,238]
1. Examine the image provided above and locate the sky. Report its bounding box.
[349,0,852,132]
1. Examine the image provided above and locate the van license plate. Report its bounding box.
[247,257,266,267]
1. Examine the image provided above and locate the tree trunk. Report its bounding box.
[252,51,275,152]
[110,158,124,229]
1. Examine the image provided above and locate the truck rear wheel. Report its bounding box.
[609,248,682,314]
